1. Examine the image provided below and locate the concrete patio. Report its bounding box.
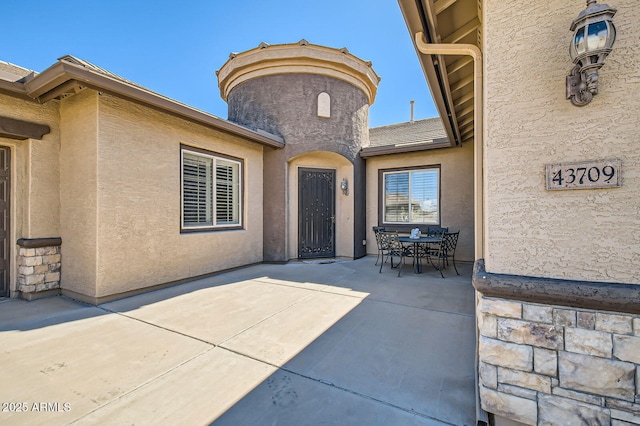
[0,256,477,425]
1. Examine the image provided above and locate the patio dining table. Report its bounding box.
[399,235,442,274]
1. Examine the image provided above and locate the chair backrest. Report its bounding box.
[373,226,386,248]
[426,226,448,237]
[442,231,459,254]
[379,231,402,251]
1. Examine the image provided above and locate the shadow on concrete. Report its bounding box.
[0,257,476,425]
[0,296,105,332]
[210,260,477,425]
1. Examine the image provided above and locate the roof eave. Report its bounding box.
[361,137,450,158]
[397,0,462,147]
[19,60,285,149]
[0,78,31,100]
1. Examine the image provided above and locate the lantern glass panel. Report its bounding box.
[587,21,608,51]
[574,27,586,56]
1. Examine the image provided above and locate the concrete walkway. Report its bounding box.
[0,256,477,425]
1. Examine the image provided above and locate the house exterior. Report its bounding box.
[399,0,640,424]
[0,56,283,304]
[217,41,379,263]
[0,41,473,305]
[365,117,475,263]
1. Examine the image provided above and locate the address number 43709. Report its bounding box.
[546,159,621,190]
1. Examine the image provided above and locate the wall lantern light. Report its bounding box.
[340,178,348,195]
[567,0,617,106]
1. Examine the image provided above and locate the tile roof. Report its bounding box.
[369,117,446,148]
[0,55,284,148]
[0,61,33,83]
[1,55,445,153]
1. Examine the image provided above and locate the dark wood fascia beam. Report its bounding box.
[473,259,640,315]
[0,116,50,140]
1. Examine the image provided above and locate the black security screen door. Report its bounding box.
[298,168,335,259]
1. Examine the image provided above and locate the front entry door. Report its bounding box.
[0,147,9,297]
[298,168,335,259]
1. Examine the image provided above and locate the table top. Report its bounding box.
[398,236,441,244]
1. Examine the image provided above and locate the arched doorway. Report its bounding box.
[298,167,335,258]
[288,151,354,260]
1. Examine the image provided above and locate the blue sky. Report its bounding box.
[2,0,437,128]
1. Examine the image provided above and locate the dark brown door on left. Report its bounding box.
[0,147,9,297]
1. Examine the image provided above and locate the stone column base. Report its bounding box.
[474,259,640,425]
[17,237,62,300]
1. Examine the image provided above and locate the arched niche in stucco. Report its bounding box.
[286,150,354,260]
[317,92,330,118]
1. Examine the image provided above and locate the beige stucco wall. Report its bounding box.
[287,152,355,259]
[0,94,61,294]
[59,90,99,297]
[0,95,61,238]
[1,86,266,301]
[365,142,475,262]
[89,93,264,299]
[484,0,640,283]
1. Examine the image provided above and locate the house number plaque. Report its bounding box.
[546,159,621,190]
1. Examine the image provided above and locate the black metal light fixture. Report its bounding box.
[340,178,348,195]
[566,0,617,106]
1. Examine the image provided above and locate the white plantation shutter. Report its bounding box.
[215,160,239,225]
[183,153,213,227]
[182,149,241,229]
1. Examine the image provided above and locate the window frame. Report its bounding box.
[378,165,441,230]
[180,145,244,233]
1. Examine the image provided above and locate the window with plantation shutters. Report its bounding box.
[215,160,239,225]
[382,167,440,225]
[183,153,213,226]
[181,148,242,230]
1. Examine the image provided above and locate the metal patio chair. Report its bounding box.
[373,226,386,266]
[378,231,411,277]
[427,231,460,278]
[425,226,448,236]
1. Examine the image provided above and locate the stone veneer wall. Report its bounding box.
[17,238,61,300]
[478,295,640,425]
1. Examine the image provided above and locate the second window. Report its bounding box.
[382,166,440,225]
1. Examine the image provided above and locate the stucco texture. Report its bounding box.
[0,95,61,294]
[228,73,370,261]
[484,0,640,283]
[366,142,475,263]
[63,92,264,300]
[0,95,60,238]
[59,90,100,297]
